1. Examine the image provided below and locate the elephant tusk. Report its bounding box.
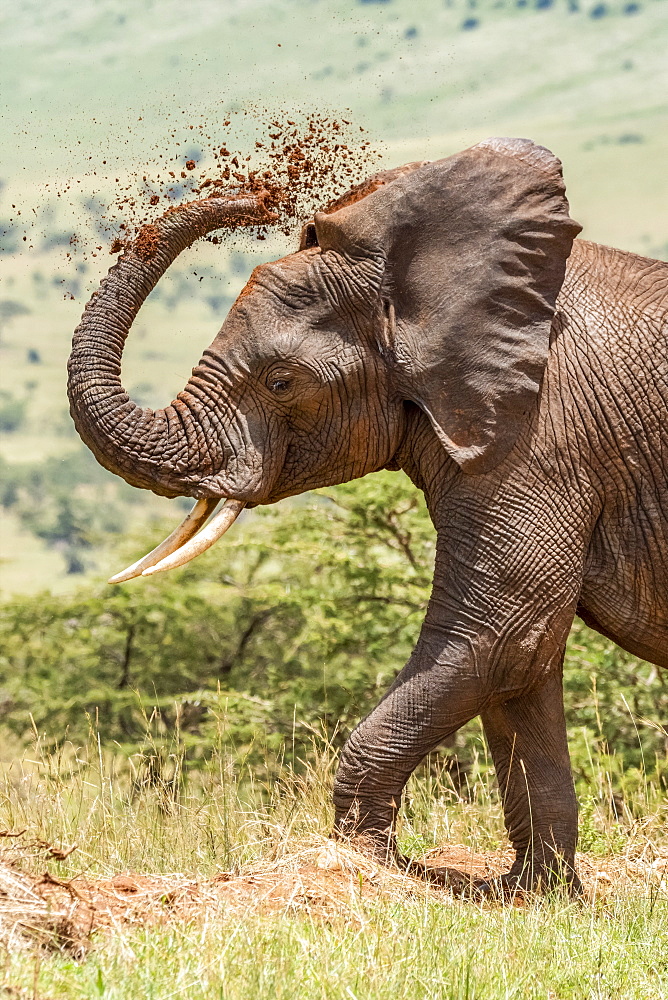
[108,498,220,584]
[140,499,246,577]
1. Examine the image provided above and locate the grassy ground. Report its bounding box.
[6,892,668,999]
[0,735,666,998]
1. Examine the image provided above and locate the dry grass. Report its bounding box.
[2,831,668,951]
[0,734,666,983]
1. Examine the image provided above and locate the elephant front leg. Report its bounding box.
[332,626,488,863]
[332,630,581,895]
[332,483,585,889]
[480,668,581,895]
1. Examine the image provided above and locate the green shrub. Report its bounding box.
[0,471,665,798]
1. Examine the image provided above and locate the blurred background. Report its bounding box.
[0,0,666,795]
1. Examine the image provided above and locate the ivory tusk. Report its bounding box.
[108,498,220,584]
[141,499,246,577]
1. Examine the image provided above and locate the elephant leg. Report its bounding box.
[332,625,488,860]
[480,668,581,894]
[332,476,587,886]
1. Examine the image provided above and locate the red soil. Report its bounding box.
[5,840,666,961]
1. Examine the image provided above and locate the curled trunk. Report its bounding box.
[67,193,274,497]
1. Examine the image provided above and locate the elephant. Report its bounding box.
[67,137,668,894]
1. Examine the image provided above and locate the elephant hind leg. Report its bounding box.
[480,668,581,894]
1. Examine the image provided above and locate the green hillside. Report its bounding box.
[3,0,667,243]
[1,0,667,592]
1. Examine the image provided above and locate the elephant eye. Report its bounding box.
[268,377,291,394]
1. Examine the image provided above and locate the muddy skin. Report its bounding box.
[68,138,668,896]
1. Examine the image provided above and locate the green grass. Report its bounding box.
[4,896,668,1000]
[0,734,666,999]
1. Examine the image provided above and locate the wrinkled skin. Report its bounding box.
[68,139,668,894]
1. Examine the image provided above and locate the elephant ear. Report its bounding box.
[299,161,428,250]
[314,138,582,473]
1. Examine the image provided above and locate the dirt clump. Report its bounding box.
[97,110,378,251]
[133,223,161,260]
[3,108,381,272]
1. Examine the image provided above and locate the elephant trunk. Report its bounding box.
[67,192,275,497]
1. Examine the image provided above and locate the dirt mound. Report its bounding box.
[3,839,667,958]
[9,841,435,952]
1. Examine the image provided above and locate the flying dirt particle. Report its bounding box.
[35,108,381,263]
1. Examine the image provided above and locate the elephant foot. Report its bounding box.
[330,835,581,899]
[471,858,583,900]
[401,849,582,900]
[333,826,401,866]
[330,832,477,894]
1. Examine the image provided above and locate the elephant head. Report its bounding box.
[68,138,581,582]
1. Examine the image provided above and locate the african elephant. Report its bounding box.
[68,138,668,894]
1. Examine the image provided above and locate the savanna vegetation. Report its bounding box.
[1,471,667,800]
[0,471,667,997]
[1,0,668,995]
